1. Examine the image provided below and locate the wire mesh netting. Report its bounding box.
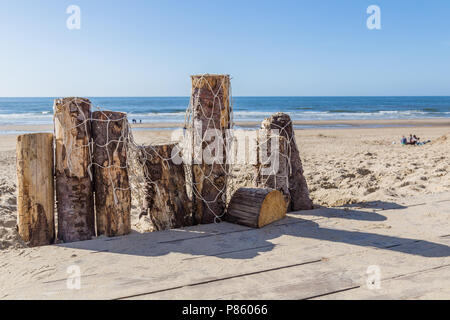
[53,75,297,232]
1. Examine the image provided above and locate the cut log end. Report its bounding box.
[258,190,287,228]
[226,188,287,228]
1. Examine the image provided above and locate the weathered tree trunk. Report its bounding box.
[54,97,95,243]
[256,129,291,208]
[226,188,287,228]
[260,113,313,211]
[140,143,192,231]
[191,74,231,224]
[16,133,55,247]
[92,111,131,237]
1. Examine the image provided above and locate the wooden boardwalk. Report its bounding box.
[0,192,449,300]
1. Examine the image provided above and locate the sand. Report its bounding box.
[298,126,450,207]
[0,119,449,251]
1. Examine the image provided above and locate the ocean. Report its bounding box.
[0,96,449,127]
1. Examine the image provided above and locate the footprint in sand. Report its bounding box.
[356,168,372,176]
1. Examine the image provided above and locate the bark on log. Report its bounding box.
[92,111,131,237]
[191,74,231,224]
[54,97,95,243]
[256,129,291,208]
[16,133,55,247]
[140,144,192,231]
[260,112,313,211]
[226,188,287,228]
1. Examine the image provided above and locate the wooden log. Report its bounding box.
[225,188,287,228]
[92,111,131,237]
[54,97,95,243]
[256,129,291,208]
[191,74,231,224]
[140,144,192,231]
[260,113,313,211]
[16,133,55,247]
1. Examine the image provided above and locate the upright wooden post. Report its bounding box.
[140,143,192,231]
[16,133,55,247]
[191,74,231,224]
[256,128,291,208]
[54,97,95,243]
[92,111,131,237]
[260,113,313,211]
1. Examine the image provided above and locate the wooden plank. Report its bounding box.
[1,193,449,299]
[314,265,450,300]
[2,218,448,299]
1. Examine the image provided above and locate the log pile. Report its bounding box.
[17,98,135,246]
[225,188,287,228]
[15,77,314,248]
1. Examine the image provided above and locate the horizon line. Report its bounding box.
[1,95,450,99]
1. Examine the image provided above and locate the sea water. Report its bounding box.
[0,96,449,127]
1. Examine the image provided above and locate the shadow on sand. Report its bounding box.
[57,201,450,260]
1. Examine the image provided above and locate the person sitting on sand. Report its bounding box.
[416,137,431,146]
[401,136,408,145]
[402,134,431,146]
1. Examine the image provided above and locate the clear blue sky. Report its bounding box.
[0,0,449,97]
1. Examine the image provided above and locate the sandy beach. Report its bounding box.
[3,0,450,302]
[0,119,448,251]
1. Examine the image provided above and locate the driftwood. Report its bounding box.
[260,113,313,211]
[226,188,287,228]
[256,129,291,208]
[54,97,95,243]
[16,133,55,247]
[92,111,131,237]
[191,74,231,224]
[140,144,192,231]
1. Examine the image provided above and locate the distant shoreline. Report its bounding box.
[1,96,450,127]
[0,118,449,135]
